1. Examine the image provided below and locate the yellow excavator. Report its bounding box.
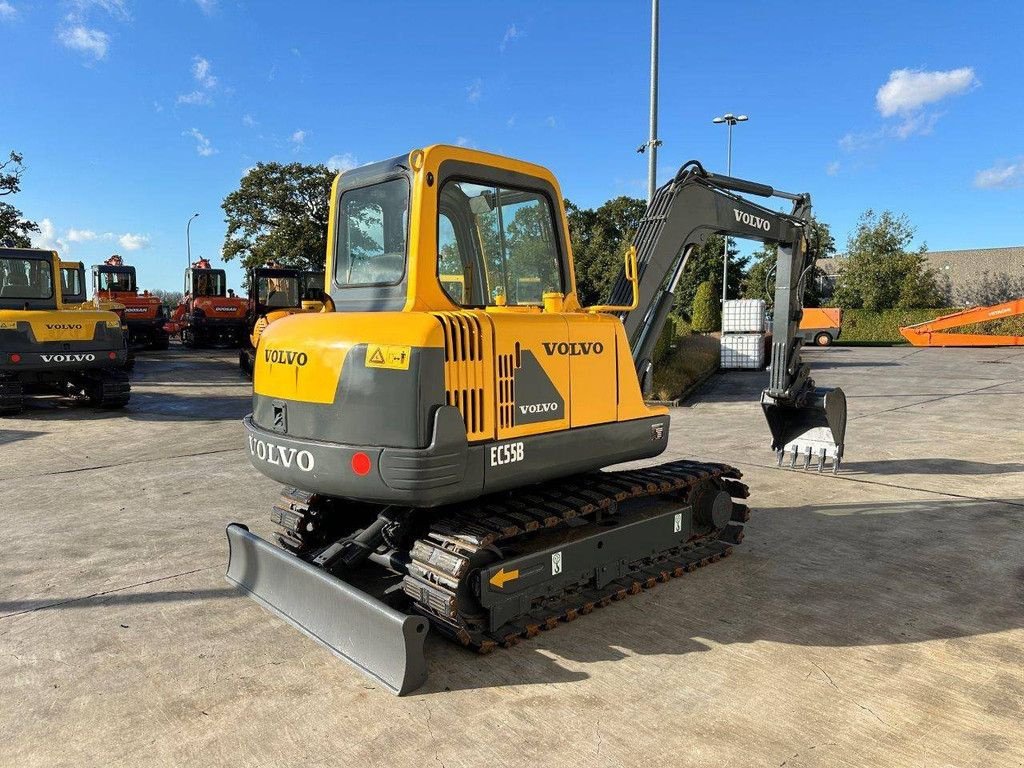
[225,145,846,694]
[1,248,131,414]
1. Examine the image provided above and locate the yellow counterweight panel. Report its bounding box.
[5,310,119,341]
[614,323,668,421]
[254,311,444,405]
[565,312,620,428]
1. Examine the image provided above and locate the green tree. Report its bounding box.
[0,152,40,248]
[691,280,720,332]
[221,162,335,273]
[565,196,646,305]
[742,216,836,307]
[832,210,946,310]
[672,235,748,318]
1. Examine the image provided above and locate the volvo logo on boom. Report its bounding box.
[264,349,308,366]
[45,323,82,330]
[248,435,315,472]
[734,208,771,232]
[542,341,604,356]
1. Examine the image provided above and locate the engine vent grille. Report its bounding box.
[496,344,519,429]
[433,312,489,440]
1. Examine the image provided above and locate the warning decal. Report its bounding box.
[366,344,412,370]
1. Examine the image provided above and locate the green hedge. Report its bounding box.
[840,308,1024,343]
[840,308,957,343]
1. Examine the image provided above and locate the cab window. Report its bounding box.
[335,178,409,287]
[437,180,562,307]
[0,257,53,299]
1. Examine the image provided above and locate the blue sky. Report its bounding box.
[5,0,1024,291]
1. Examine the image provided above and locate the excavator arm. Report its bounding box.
[608,161,847,471]
[899,299,1024,346]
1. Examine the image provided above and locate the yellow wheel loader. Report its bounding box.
[225,146,846,694]
[1,248,131,414]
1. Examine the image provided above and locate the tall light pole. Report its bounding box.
[186,212,200,270]
[712,113,748,307]
[636,0,661,202]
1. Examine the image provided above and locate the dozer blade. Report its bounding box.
[761,386,847,472]
[225,523,429,696]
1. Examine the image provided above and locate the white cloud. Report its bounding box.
[184,127,216,156]
[176,90,210,106]
[0,2,17,20]
[192,55,217,88]
[876,67,978,117]
[194,0,216,13]
[59,26,109,59]
[500,23,521,52]
[545,115,558,128]
[826,161,841,176]
[326,153,358,172]
[506,115,516,128]
[466,79,482,103]
[456,136,473,147]
[68,1,129,21]
[31,219,65,252]
[67,228,99,242]
[242,113,256,127]
[892,110,941,139]
[291,130,306,147]
[974,159,1024,190]
[118,232,150,250]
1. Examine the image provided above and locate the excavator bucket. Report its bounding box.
[225,524,429,695]
[761,386,847,472]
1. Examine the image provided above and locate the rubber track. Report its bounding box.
[0,378,24,415]
[401,459,749,652]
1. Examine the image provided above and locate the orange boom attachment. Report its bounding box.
[899,299,1024,347]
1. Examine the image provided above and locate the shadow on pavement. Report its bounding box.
[845,459,1024,476]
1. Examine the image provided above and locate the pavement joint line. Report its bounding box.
[0,564,221,621]
[723,455,1024,509]
[848,377,1024,421]
[0,446,241,482]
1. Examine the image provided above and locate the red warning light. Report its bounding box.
[108,351,117,360]
[10,353,21,363]
[351,452,372,476]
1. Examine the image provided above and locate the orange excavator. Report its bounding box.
[164,259,248,347]
[900,299,1024,346]
[92,255,169,350]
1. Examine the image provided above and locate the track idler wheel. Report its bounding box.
[691,482,733,529]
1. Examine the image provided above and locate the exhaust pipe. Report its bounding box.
[225,524,429,695]
[761,386,846,473]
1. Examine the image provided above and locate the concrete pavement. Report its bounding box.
[1,344,1022,767]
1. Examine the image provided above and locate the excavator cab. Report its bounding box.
[95,264,138,294]
[59,262,87,306]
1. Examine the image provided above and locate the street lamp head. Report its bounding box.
[712,117,725,124]
[736,115,749,122]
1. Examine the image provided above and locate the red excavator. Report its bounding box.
[164,259,247,347]
[92,255,169,350]
[900,299,1024,346]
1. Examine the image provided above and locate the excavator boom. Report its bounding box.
[609,161,846,470]
[900,299,1024,346]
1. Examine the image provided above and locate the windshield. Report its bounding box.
[334,177,409,287]
[191,270,226,297]
[61,267,85,300]
[0,256,54,299]
[302,272,324,300]
[258,274,301,308]
[99,267,136,292]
